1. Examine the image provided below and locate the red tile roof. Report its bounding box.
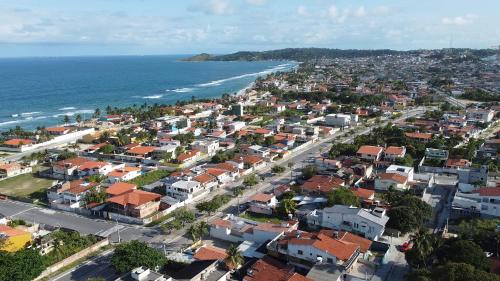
[193,245,227,261]
[210,218,232,228]
[107,190,160,207]
[78,161,109,171]
[445,158,470,168]
[106,182,137,196]
[302,175,344,193]
[357,145,384,155]
[351,187,375,200]
[384,146,405,156]
[194,173,216,184]
[379,172,407,184]
[249,193,274,203]
[405,132,432,140]
[244,256,312,281]
[478,187,500,197]
[3,139,33,146]
[127,146,157,155]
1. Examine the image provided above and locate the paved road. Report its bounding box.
[51,250,120,281]
[43,108,425,280]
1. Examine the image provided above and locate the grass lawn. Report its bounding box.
[240,212,283,224]
[0,168,54,199]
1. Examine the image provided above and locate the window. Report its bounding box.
[327,258,333,263]
[297,250,303,255]
[482,205,489,211]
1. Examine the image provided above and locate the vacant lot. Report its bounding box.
[0,168,54,199]
[240,212,282,224]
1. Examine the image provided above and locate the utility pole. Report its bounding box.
[116,219,121,243]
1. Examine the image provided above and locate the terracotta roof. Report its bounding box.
[384,146,405,156]
[379,172,407,184]
[253,222,294,233]
[244,256,312,281]
[55,157,90,168]
[66,181,97,195]
[78,161,109,171]
[206,168,227,177]
[210,218,232,228]
[0,225,31,238]
[405,132,432,140]
[357,145,384,155]
[215,162,238,173]
[284,231,359,262]
[351,187,375,200]
[107,190,160,207]
[302,175,344,193]
[445,158,470,168]
[478,187,500,197]
[242,155,264,165]
[106,182,137,196]
[46,126,68,132]
[3,139,33,146]
[108,166,141,178]
[177,150,199,162]
[337,231,372,253]
[0,163,22,172]
[249,193,274,203]
[194,173,216,184]
[127,146,157,155]
[193,246,227,261]
[254,128,272,135]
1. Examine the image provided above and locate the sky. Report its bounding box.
[0,0,499,57]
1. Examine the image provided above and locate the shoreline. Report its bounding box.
[0,61,297,132]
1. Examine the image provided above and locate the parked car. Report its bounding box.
[399,242,411,252]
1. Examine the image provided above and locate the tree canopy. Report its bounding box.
[111,240,167,273]
[327,188,359,207]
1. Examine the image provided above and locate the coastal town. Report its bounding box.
[0,48,500,281]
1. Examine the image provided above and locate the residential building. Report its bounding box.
[452,185,500,218]
[0,163,32,179]
[306,205,389,240]
[209,214,298,244]
[108,166,142,183]
[267,230,360,270]
[244,256,312,281]
[248,193,278,215]
[0,225,32,252]
[386,165,414,181]
[76,161,113,177]
[325,114,353,127]
[52,157,91,179]
[191,139,220,156]
[106,182,137,197]
[383,146,406,161]
[405,132,433,142]
[425,148,449,160]
[301,175,344,195]
[166,180,204,201]
[116,266,173,281]
[356,146,384,162]
[107,190,161,218]
[374,172,409,191]
[466,108,495,123]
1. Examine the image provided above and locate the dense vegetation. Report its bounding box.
[459,88,500,102]
[112,240,167,273]
[128,170,170,187]
[384,188,432,233]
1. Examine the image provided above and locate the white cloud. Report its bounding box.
[355,6,366,17]
[189,0,234,15]
[328,5,338,19]
[297,5,310,17]
[373,5,390,16]
[442,14,477,26]
[246,0,265,5]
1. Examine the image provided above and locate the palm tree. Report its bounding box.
[278,199,297,218]
[224,244,243,270]
[63,115,70,125]
[94,108,101,119]
[75,114,82,125]
[409,228,436,268]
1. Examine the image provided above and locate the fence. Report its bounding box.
[33,237,109,281]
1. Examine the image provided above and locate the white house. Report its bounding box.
[267,230,360,269]
[306,205,389,241]
[425,148,449,160]
[107,166,142,183]
[452,185,500,218]
[466,108,495,123]
[166,180,204,201]
[191,139,220,156]
[325,114,353,127]
[248,193,278,215]
[374,172,409,191]
[383,146,406,161]
[356,146,384,162]
[386,165,414,181]
[76,161,114,177]
[247,145,271,158]
[209,214,298,244]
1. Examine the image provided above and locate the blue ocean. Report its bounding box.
[0,55,295,130]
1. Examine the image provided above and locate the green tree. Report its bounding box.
[75,114,82,124]
[224,244,243,270]
[94,108,101,118]
[243,174,259,187]
[437,240,491,271]
[301,165,318,180]
[406,228,441,268]
[395,154,414,167]
[271,165,286,174]
[327,188,359,207]
[98,144,115,154]
[431,262,500,281]
[277,199,297,217]
[63,115,70,124]
[111,240,167,273]
[171,208,195,227]
[188,222,209,242]
[0,249,46,281]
